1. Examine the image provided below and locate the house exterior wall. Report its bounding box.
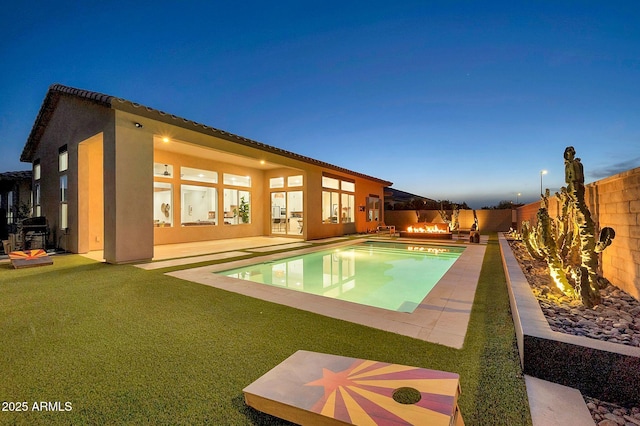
[28,96,113,254]
[303,169,386,240]
[516,167,640,300]
[24,88,391,263]
[114,108,389,245]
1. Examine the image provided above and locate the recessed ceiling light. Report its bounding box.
[162,137,170,143]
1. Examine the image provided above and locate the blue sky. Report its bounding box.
[1,1,639,208]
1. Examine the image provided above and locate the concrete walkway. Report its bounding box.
[80,236,305,263]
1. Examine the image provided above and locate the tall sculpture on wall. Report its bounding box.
[521,146,614,307]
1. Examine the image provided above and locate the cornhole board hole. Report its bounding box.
[243,350,464,425]
[9,249,53,269]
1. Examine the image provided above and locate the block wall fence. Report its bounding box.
[515,167,640,300]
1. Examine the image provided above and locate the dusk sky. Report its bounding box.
[1,1,639,208]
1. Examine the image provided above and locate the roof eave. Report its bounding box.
[20,84,393,186]
[20,84,113,163]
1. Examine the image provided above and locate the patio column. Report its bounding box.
[103,120,154,263]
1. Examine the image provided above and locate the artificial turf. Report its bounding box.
[0,234,531,425]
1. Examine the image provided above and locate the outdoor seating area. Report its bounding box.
[375,223,396,236]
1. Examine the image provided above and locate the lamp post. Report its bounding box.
[540,170,548,196]
[516,192,521,204]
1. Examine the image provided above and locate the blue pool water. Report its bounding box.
[218,241,464,312]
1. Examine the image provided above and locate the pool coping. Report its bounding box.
[167,238,486,349]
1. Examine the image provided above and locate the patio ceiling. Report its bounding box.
[153,136,295,171]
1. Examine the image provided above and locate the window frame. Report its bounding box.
[153,182,173,227]
[60,174,68,229]
[180,184,218,226]
[322,174,356,225]
[59,145,68,172]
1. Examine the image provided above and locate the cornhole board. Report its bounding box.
[243,350,464,425]
[9,249,53,269]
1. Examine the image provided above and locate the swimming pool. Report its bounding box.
[218,241,464,313]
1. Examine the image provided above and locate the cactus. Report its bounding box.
[522,146,614,307]
[521,220,544,260]
[450,205,460,231]
[534,190,577,298]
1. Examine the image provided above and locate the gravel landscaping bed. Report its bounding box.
[507,238,640,425]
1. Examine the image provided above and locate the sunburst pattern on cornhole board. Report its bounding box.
[9,249,53,269]
[243,350,464,425]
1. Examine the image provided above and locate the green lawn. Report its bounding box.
[0,235,531,425]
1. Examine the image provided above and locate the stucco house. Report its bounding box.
[20,84,392,263]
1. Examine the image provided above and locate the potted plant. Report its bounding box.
[238,196,250,224]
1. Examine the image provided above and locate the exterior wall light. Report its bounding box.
[134,122,143,128]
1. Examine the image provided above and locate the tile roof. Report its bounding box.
[385,187,436,202]
[21,84,393,186]
[0,170,32,181]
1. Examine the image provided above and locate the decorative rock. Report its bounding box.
[624,415,640,426]
[603,412,625,425]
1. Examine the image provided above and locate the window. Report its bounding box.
[59,147,68,229]
[366,196,380,223]
[269,177,284,188]
[34,183,41,217]
[288,175,303,187]
[341,181,355,192]
[181,185,217,226]
[181,167,217,184]
[223,173,251,187]
[322,191,339,223]
[223,189,250,225]
[60,175,68,202]
[153,163,173,178]
[7,191,14,224]
[322,174,355,224]
[34,161,41,180]
[59,146,68,172]
[154,182,173,226]
[341,193,354,223]
[322,176,339,190]
[60,175,68,229]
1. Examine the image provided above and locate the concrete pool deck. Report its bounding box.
[165,237,487,349]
